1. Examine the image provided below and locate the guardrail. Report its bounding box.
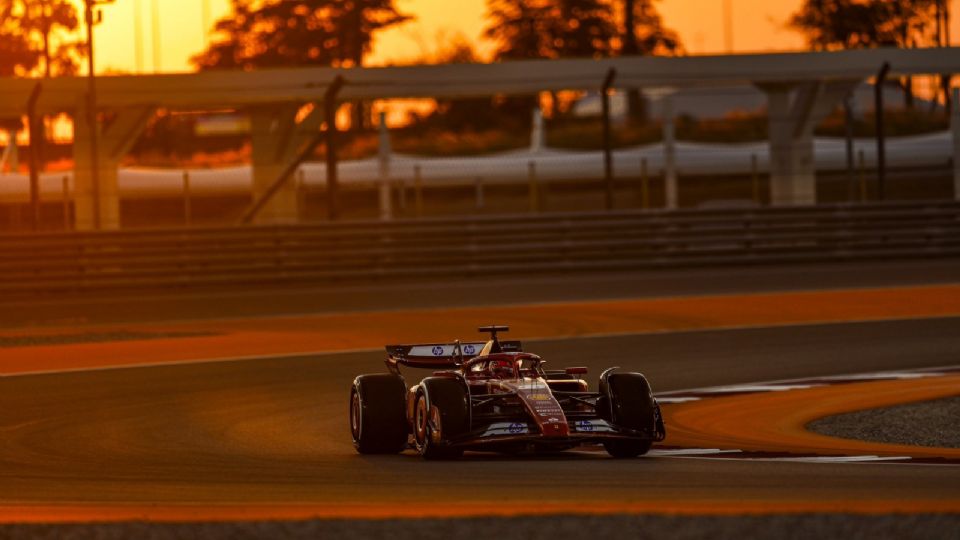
[1,200,958,299]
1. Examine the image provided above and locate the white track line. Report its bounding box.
[649,448,742,457]
[692,384,824,394]
[775,455,913,463]
[656,364,960,399]
[657,397,702,403]
[0,348,380,379]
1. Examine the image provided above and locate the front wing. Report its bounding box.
[445,391,665,448]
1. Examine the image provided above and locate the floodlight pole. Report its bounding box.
[601,68,617,211]
[83,0,113,230]
[84,1,101,229]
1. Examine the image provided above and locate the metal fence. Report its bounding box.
[1,200,958,299]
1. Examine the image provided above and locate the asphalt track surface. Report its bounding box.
[2,318,959,512]
[2,260,960,539]
[5,258,960,329]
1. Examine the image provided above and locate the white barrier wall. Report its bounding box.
[0,131,953,202]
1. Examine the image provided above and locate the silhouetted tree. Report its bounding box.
[420,37,504,131]
[192,0,411,70]
[790,0,938,50]
[0,28,36,77]
[485,0,558,60]
[790,0,939,106]
[554,0,618,58]
[0,0,81,77]
[622,0,682,122]
[485,0,617,60]
[189,0,257,70]
[193,0,410,131]
[622,0,681,56]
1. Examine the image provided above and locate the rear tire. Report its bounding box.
[350,374,408,454]
[601,372,657,458]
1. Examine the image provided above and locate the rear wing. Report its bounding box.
[385,340,523,371]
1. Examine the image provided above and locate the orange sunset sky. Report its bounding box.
[84,0,960,74]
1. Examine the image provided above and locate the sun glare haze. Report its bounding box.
[83,0,891,73]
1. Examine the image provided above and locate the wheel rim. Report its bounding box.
[415,395,428,447]
[350,390,361,441]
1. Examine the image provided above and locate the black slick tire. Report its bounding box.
[350,374,408,454]
[601,372,657,458]
[414,377,468,460]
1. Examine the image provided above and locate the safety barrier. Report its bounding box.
[1,200,958,298]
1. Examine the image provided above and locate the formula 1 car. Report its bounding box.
[349,326,666,459]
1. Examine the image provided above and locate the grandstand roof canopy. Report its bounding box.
[1,47,959,116]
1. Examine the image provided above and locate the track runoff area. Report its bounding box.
[0,266,959,536]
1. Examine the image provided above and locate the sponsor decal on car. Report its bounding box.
[407,343,487,358]
[576,420,594,432]
[508,423,525,434]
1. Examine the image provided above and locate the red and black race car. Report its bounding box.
[349,326,666,459]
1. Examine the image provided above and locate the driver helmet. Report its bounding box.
[490,359,515,379]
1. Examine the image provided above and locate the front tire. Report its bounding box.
[603,439,652,458]
[413,377,469,460]
[600,372,657,458]
[350,374,408,454]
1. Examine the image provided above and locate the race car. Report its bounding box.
[349,326,666,459]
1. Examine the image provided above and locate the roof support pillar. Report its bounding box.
[2,129,19,173]
[245,101,328,224]
[242,76,343,225]
[249,105,303,224]
[72,104,153,231]
[759,79,861,206]
[765,84,815,205]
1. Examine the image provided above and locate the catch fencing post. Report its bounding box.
[601,68,617,210]
[751,154,760,205]
[952,88,960,200]
[858,150,867,202]
[377,111,392,221]
[297,168,307,221]
[528,161,540,213]
[844,94,855,197]
[61,175,70,230]
[414,164,423,218]
[182,170,192,226]
[397,178,407,214]
[662,94,678,210]
[474,177,485,210]
[640,157,649,209]
[875,62,890,200]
